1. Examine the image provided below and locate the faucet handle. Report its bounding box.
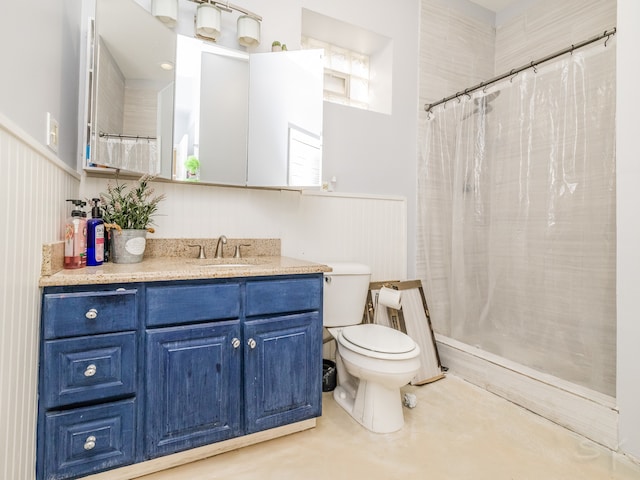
[188,244,206,259]
[233,244,251,259]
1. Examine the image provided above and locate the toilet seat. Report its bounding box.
[338,324,419,361]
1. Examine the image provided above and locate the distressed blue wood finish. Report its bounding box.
[145,321,242,457]
[38,274,323,480]
[245,277,322,317]
[43,289,138,339]
[44,399,136,480]
[146,282,241,327]
[243,312,322,434]
[43,332,136,409]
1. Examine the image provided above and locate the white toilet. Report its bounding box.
[323,262,421,433]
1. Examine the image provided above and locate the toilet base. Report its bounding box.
[333,380,405,433]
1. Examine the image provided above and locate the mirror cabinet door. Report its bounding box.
[247,50,324,188]
[90,1,324,188]
[173,36,249,185]
[92,0,176,178]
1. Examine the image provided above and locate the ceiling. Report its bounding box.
[97,0,175,84]
[467,0,519,12]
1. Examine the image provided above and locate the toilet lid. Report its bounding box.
[341,324,416,354]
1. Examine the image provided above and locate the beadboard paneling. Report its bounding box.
[0,120,80,480]
[81,177,407,282]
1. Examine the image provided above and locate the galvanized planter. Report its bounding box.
[111,229,147,264]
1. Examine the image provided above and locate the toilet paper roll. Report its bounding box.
[378,286,402,310]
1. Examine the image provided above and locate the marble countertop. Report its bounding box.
[39,238,331,287]
[39,256,332,287]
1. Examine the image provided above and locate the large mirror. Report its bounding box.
[90,0,324,188]
[91,0,176,178]
[173,36,249,185]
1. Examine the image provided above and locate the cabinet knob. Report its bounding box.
[247,338,257,349]
[83,436,96,450]
[85,308,98,320]
[231,338,241,349]
[84,364,97,377]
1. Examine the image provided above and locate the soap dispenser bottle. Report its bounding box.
[86,198,105,266]
[64,199,86,269]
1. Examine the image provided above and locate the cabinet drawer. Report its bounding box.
[44,399,135,480]
[43,289,137,339]
[43,332,136,409]
[147,282,241,326]
[246,276,322,317]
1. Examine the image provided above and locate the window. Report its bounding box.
[302,36,370,110]
[301,8,392,115]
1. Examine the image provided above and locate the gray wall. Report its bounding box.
[0,1,82,169]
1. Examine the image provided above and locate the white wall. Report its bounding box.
[134,0,422,276]
[616,0,640,462]
[0,1,82,169]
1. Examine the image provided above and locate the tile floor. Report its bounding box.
[139,375,640,480]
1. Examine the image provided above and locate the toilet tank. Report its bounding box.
[323,262,371,327]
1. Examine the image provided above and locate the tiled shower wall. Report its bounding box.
[0,117,80,480]
[495,0,616,72]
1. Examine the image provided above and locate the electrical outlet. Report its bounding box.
[46,112,59,153]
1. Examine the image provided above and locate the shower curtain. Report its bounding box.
[418,41,616,396]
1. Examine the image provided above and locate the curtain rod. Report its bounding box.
[424,27,616,113]
[99,132,157,141]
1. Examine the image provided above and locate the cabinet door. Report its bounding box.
[244,312,322,434]
[145,321,242,458]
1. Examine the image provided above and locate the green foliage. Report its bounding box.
[99,175,165,230]
[184,156,200,174]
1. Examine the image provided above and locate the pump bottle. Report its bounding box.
[86,198,105,266]
[64,200,87,269]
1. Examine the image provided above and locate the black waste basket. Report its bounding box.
[322,359,337,392]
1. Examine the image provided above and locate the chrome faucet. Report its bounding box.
[214,235,227,258]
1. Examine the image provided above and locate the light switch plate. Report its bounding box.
[46,112,59,153]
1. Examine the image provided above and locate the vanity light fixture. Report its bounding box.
[151,0,178,27]
[196,2,222,41]
[237,14,260,47]
[188,0,261,47]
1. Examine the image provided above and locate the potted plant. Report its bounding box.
[271,40,282,52]
[184,155,200,181]
[99,175,165,263]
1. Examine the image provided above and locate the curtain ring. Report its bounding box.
[604,34,611,47]
[510,69,518,83]
[530,61,537,74]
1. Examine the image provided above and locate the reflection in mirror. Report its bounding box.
[247,50,324,188]
[90,0,176,178]
[173,35,249,185]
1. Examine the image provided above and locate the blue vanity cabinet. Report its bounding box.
[144,281,243,458]
[37,284,140,480]
[244,276,323,434]
[38,273,323,479]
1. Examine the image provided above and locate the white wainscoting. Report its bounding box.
[81,179,408,282]
[0,114,80,480]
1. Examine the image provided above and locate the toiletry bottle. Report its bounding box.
[80,204,88,267]
[64,200,86,269]
[86,198,105,266]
